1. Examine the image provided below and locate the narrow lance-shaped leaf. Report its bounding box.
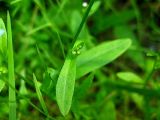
[76,38,132,78]
[56,55,76,116]
[117,72,143,84]
[33,74,49,117]
[7,11,16,120]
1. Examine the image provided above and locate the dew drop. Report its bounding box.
[0,29,5,36]
[82,2,88,7]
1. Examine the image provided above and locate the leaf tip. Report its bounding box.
[125,38,132,48]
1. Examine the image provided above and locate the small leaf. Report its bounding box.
[56,55,76,116]
[76,38,132,78]
[117,72,143,84]
[0,18,7,55]
[89,1,101,15]
[131,93,143,110]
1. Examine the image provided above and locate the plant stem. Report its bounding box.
[7,11,16,120]
[143,58,157,120]
[71,0,96,46]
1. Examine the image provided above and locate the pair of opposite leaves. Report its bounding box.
[56,38,132,116]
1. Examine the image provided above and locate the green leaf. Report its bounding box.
[89,1,101,16]
[117,72,143,84]
[56,56,76,116]
[76,38,132,78]
[33,73,49,116]
[7,11,16,120]
[0,18,7,55]
[131,93,143,110]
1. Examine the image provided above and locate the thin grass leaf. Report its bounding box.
[76,38,132,78]
[56,55,76,116]
[2,74,56,120]
[33,73,49,118]
[7,11,16,120]
[35,44,47,70]
[27,23,51,35]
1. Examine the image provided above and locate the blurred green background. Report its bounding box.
[0,0,160,120]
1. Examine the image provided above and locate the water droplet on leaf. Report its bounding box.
[82,2,88,7]
[0,29,5,36]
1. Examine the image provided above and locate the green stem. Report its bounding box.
[71,0,96,47]
[131,0,142,40]
[143,58,157,120]
[7,11,16,120]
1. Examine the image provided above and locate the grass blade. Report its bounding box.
[33,73,49,118]
[7,11,16,120]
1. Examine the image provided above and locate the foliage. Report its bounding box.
[0,0,160,120]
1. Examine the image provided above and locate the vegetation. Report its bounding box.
[0,0,160,120]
